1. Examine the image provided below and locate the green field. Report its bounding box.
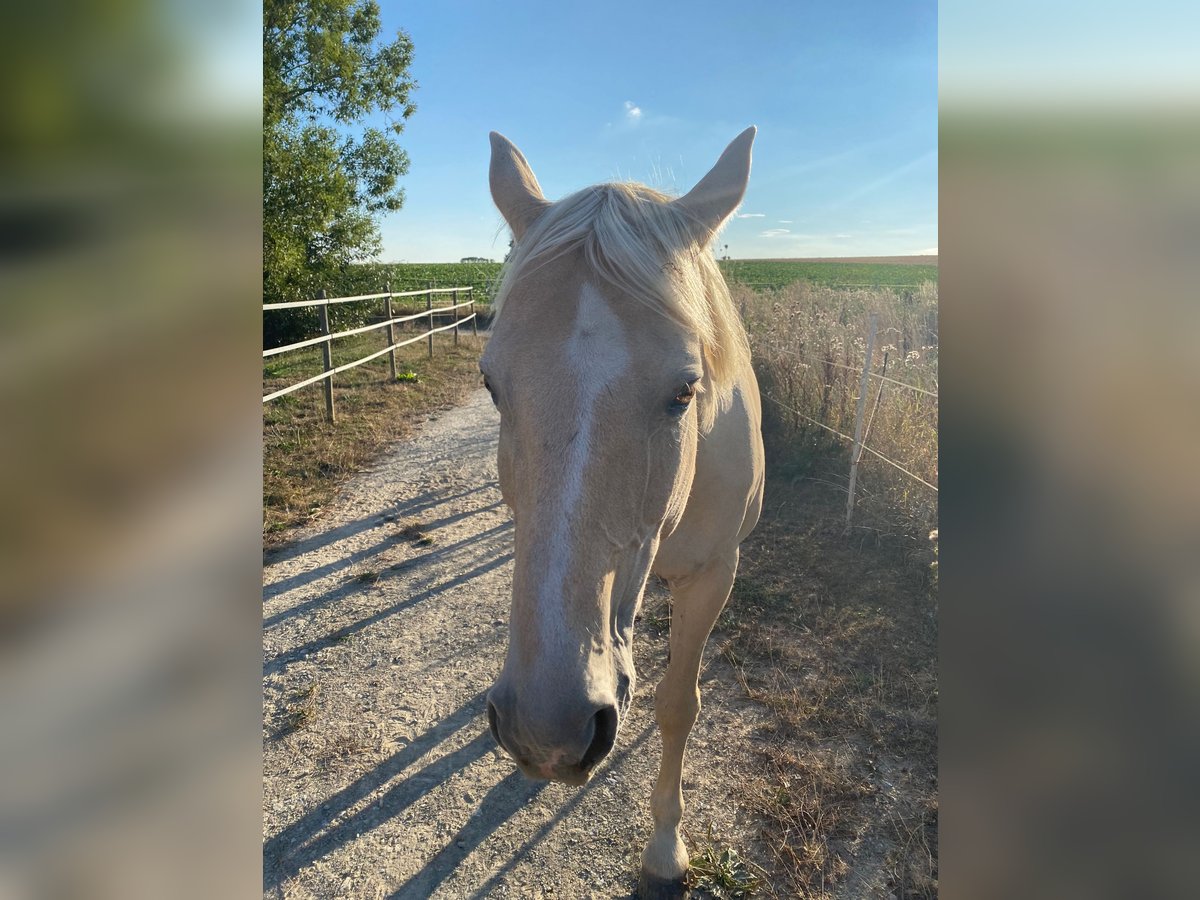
[328,258,937,304]
[719,258,938,289]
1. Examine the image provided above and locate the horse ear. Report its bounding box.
[672,126,757,242]
[489,132,551,241]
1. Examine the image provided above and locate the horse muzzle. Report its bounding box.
[486,690,619,785]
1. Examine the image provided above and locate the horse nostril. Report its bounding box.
[578,705,618,773]
[487,700,505,752]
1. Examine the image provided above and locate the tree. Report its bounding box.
[263,0,417,316]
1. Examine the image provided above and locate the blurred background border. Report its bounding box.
[941,2,1200,896]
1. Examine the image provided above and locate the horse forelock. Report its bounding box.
[493,182,750,432]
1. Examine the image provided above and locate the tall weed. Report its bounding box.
[740,281,938,540]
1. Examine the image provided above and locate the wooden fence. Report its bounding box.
[262,284,478,422]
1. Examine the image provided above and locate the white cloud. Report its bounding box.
[778,219,793,224]
[624,101,643,122]
[760,228,791,238]
[735,213,765,218]
[916,246,938,255]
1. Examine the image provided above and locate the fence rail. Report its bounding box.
[262,285,478,421]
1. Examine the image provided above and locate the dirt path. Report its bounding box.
[263,388,772,899]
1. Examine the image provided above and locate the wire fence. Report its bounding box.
[755,311,937,530]
[262,284,478,422]
[761,394,939,493]
[772,348,939,398]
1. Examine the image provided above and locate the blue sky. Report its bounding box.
[940,1,1200,106]
[373,1,937,262]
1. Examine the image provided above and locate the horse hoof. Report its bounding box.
[638,869,690,899]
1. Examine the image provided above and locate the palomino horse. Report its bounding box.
[483,128,764,897]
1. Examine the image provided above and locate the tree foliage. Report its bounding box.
[263,0,416,318]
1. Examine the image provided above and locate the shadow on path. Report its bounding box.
[263,493,503,605]
[264,690,490,891]
[263,518,511,631]
[389,770,546,899]
[264,485,492,570]
[263,547,513,677]
[463,721,657,900]
[265,699,660,898]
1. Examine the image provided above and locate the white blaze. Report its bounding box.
[538,282,631,651]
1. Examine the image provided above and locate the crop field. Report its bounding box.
[324,257,937,304]
[719,258,938,290]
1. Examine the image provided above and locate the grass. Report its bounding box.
[739,280,938,542]
[719,259,937,290]
[273,684,319,737]
[397,521,435,546]
[263,328,485,542]
[714,273,938,897]
[716,476,938,898]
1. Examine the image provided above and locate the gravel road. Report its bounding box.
[263,387,770,899]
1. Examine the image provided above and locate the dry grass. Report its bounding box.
[717,478,938,898]
[397,521,435,546]
[271,683,319,738]
[263,329,484,542]
[712,279,938,897]
[738,281,938,542]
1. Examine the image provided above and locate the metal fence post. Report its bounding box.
[452,288,460,346]
[385,281,397,381]
[845,313,878,531]
[318,289,335,423]
[426,281,434,358]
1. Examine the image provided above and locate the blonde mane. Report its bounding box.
[493,182,751,431]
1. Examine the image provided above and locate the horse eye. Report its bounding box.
[669,382,697,413]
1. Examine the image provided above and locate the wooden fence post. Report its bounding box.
[318,289,335,423]
[384,281,397,381]
[452,288,460,346]
[426,281,434,358]
[861,350,890,453]
[470,287,479,345]
[845,313,878,531]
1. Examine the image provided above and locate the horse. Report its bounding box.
[482,127,765,898]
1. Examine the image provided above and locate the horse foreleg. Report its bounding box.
[639,550,739,899]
